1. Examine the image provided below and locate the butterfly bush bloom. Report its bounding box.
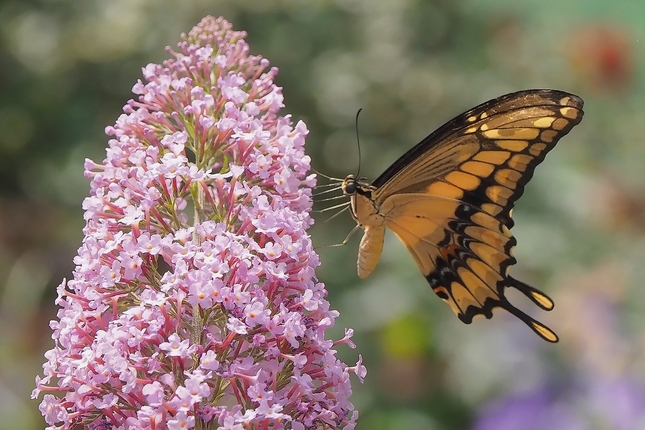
[33,16,364,430]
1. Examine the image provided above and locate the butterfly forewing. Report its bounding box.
[344,89,584,342]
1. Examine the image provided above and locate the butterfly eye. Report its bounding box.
[343,180,357,195]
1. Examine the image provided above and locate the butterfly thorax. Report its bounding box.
[342,175,384,227]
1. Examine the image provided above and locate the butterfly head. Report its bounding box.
[341,174,372,197]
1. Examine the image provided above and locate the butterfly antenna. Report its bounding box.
[355,108,363,178]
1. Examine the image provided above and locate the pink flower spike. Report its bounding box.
[168,410,195,430]
[334,328,357,349]
[160,333,193,358]
[33,15,362,430]
[349,355,368,384]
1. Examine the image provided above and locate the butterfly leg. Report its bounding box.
[317,224,362,250]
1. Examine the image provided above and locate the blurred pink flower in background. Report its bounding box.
[570,24,634,93]
[32,16,364,430]
[474,262,645,430]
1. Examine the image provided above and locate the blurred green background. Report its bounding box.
[3,0,644,429]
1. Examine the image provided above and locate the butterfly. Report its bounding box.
[338,89,584,342]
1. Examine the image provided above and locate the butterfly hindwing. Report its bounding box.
[343,89,584,342]
[382,192,559,342]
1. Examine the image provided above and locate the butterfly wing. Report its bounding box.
[372,89,584,341]
[381,193,558,342]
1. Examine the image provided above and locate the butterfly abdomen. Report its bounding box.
[357,225,385,279]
